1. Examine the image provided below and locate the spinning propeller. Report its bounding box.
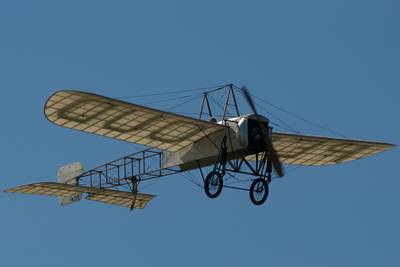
[242,87,284,177]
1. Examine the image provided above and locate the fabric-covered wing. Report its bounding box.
[45,90,224,152]
[267,132,394,166]
[5,182,154,209]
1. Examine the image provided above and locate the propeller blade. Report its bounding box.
[242,87,284,177]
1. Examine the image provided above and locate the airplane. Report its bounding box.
[4,85,395,210]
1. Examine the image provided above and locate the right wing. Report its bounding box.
[44,90,224,152]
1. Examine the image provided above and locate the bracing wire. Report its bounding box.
[115,84,229,100]
[180,171,203,189]
[232,85,348,138]
[115,82,347,140]
[166,94,203,111]
[136,93,197,106]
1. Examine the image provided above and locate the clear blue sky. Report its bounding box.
[1,1,398,266]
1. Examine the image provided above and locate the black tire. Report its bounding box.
[249,178,269,205]
[204,171,223,199]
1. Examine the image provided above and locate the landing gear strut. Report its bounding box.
[248,148,272,206]
[204,135,227,199]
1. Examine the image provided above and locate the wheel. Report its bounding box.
[204,171,223,199]
[249,178,269,205]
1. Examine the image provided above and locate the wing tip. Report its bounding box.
[43,89,81,123]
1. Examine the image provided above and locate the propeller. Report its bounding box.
[242,86,284,177]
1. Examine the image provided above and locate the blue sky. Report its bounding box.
[0,1,398,266]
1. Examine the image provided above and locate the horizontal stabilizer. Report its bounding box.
[4,182,155,209]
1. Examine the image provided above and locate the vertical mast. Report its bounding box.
[199,84,241,120]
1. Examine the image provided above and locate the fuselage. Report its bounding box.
[162,114,270,170]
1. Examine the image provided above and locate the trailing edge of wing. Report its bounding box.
[4,182,155,209]
[44,90,224,152]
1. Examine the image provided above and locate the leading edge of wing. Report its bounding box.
[44,90,223,130]
[273,132,395,148]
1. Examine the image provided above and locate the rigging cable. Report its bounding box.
[232,85,348,138]
[166,94,203,111]
[115,83,229,100]
[135,93,197,106]
[180,171,203,189]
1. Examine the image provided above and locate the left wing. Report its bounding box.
[44,90,224,152]
[266,132,395,166]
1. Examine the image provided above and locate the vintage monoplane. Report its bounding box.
[5,85,394,209]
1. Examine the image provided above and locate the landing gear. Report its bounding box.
[204,171,223,198]
[249,178,269,205]
[200,121,274,206]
